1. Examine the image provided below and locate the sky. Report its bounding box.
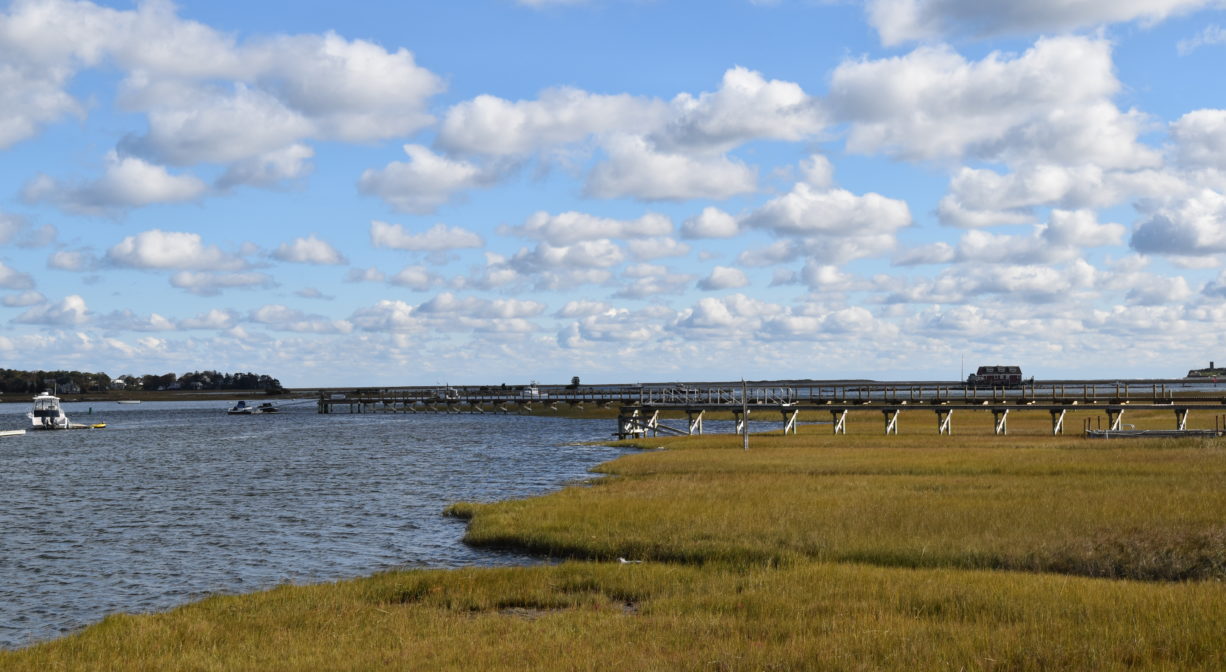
[3,0,1226,387]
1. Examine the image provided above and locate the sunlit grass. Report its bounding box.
[451,424,1226,580]
[4,562,1223,671]
[5,413,1225,670]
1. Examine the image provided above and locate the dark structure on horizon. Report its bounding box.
[965,365,1027,388]
[1187,362,1226,378]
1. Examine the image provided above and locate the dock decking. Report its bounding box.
[315,379,1226,438]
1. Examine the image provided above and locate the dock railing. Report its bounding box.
[312,379,1226,438]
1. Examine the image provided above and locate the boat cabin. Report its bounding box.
[30,392,69,429]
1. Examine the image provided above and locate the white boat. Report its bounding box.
[117,400,141,404]
[0,429,25,438]
[228,401,279,415]
[29,392,70,430]
[520,381,544,399]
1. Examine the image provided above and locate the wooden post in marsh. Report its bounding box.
[741,379,749,451]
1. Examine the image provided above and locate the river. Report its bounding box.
[0,399,631,649]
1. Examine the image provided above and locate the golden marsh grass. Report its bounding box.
[453,419,1226,580]
[3,409,1224,670]
[3,562,1224,671]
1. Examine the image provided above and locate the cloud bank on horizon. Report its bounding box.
[2,0,1226,386]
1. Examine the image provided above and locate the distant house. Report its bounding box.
[965,365,1025,388]
[110,378,128,390]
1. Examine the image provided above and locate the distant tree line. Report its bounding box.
[0,369,283,394]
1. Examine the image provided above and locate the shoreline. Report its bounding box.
[0,390,305,404]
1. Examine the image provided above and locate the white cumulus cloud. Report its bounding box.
[744,183,912,237]
[829,37,1159,169]
[1170,109,1226,170]
[370,220,484,251]
[627,237,690,261]
[47,250,100,271]
[119,81,314,166]
[2,290,46,307]
[510,240,626,273]
[107,229,247,271]
[216,143,314,189]
[0,0,444,191]
[513,211,672,245]
[655,66,825,153]
[698,266,750,291]
[613,264,693,299]
[358,145,488,214]
[179,309,240,330]
[14,294,89,325]
[23,152,207,216]
[272,234,346,265]
[350,299,421,333]
[249,304,353,334]
[0,58,83,149]
[388,266,441,291]
[586,135,757,201]
[0,261,35,289]
[1131,189,1226,256]
[682,207,741,239]
[867,0,1212,45]
[438,87,667,156]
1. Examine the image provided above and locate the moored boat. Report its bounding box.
[28,392,70,430]
[228,400,278,415]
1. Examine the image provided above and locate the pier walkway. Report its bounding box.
[315,379,1226,439]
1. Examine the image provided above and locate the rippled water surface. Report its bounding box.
[0,400,628,649]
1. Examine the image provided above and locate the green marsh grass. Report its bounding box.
[4,408,1225,670]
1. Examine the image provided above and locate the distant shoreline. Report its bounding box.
[0,389,310,404]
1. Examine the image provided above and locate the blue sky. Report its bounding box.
[3,0,1226,387]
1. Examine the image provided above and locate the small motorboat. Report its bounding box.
[25,392,106,430]
[228,401,279,415]
[29,391,70,430]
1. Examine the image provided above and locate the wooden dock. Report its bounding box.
[313,379,1226,439]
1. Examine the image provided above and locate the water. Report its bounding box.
[0,399,630,649]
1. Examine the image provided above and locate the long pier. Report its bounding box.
[316,379,1226,438]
